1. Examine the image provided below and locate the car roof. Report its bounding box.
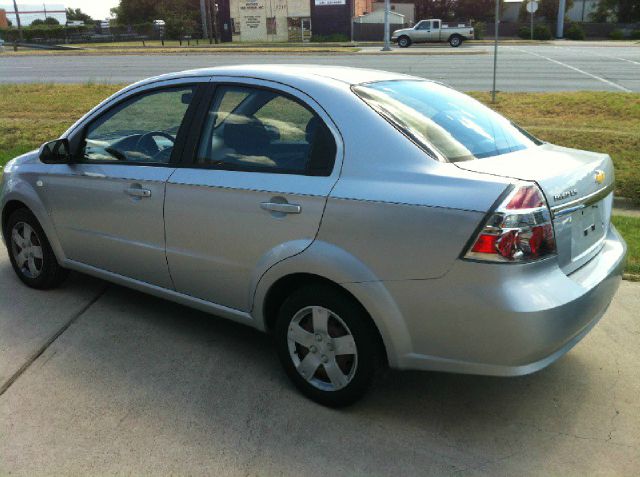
[143,64,421,88]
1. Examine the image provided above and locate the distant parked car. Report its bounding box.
[392,19,474,47]
[0,66,626,406]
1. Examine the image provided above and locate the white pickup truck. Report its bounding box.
[392,19,474,48]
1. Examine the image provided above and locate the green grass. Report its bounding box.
[613,216,640,277]
[0,85,638,276]
[469,92,640,204]
[2,88,637,203]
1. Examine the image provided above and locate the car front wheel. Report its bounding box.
[5,208,69,289]
[275,284,381,407]
[397,36,411,48]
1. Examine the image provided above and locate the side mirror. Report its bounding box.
[39,138,71,164]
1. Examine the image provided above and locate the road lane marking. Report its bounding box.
[602,56,640,66]
[509,47,632,93]
[554,46,640,67]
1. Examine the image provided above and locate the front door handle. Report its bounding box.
[260,201,301,214]
[125,187,152,198]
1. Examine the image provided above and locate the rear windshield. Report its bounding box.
[353,80,541,162]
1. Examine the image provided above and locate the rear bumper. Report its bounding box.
[366,224,626,375]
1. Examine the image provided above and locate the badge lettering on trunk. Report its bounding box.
[553,189,578,202]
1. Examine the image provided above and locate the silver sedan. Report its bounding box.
[0,66,626,406]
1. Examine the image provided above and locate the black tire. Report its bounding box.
[397,36,411,48]
[4,208,69,289]
[275,284,382,407]
[449,35,462,47]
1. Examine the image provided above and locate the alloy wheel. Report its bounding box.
[10,221,44,279]
[287,306,358,392]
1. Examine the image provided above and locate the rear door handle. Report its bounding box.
[260,202,301,214]
[125,187,152,198]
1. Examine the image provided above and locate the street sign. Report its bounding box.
[527,1,539,13]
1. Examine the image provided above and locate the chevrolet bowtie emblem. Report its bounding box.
[595,170,606,184]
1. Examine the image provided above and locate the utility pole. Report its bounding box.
[209,0,219,44]
[12,0,23,40]
[381,0,391,51]
[557,0,567,38]
[200,0,208,42]
[492,0,500,103]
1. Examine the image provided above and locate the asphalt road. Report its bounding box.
[0,244,639,475]
[1,43,640,92]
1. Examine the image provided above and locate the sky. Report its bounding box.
[65,0,119,20]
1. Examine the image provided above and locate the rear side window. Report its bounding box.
[195,85,336,176]
[353,80,541,162]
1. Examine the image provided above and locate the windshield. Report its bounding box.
[353,80,541,162]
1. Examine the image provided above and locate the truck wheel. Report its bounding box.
[449,35,462,47]
[398,36,411,48]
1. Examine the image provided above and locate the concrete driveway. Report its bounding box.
[0,245,638,476]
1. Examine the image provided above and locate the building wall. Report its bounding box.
[502,0,601,23]
[230,0,311,42]
[0,8,8,28]
[372,2,414,24]
[353,0,373,17]
[354,10,405,24]
[310,0,352,37]
[0,3,66,26]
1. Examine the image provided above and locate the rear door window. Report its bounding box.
[195,85,336,176]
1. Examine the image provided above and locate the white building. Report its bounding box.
[0,2,67,26]
[372,2,414,25]
[230,0,311,42]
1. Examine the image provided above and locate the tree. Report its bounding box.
[591,0,640,22]
[539,0,574,25]
[414,0,504,22]
[43,17,60,25]
[111,0,203,38]
[65,8,93,23]
[456,0,503,22]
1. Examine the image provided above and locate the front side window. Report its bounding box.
[83,86,195,164]
[353,80,541,162]
[196,85,336,175]
[417,21,431,30]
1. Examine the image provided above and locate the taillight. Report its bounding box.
[464,183,556,262]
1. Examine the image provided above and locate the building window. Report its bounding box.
[267,17,276,35]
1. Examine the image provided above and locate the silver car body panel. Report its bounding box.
[0,65,626,375]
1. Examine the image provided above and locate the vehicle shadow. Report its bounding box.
[4,273,600,474]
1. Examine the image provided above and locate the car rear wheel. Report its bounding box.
[5,208,69,289]
[397,36,411,48]
[274,284,381,407]
[449,35,462,47]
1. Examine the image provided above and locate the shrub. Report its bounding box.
[310,33,349,43]
[630,30,640,40]
[473,21,486,40]
[518,26,531,39]
[565,23,585,40]
[533,24,553,40]
[609,29,624,40]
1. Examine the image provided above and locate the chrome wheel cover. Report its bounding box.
[287,306,358,392]
[10,222,44,279]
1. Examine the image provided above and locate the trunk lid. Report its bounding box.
[456,143,614,274]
